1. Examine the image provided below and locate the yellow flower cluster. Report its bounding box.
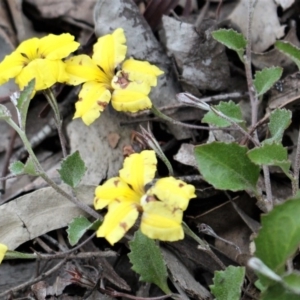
[65,28,164,125]
[0,34,79,94]
[0,29,163,126]
[0,30,195,245]
[94,150,196,245]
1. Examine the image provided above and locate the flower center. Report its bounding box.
[113,71,131,89]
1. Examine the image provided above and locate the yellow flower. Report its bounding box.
[0,244,7,263]
[65,28,164,126]
[0,34,79,93]
[94,150,196,245]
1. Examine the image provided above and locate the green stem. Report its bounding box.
[151,104,218,131]
[43,89,67,157]
[6,118,100,219]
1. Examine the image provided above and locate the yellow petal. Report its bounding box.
[147,177,196,211]
[0,51,28,85]
[0,243,8,263]
[38,33,80,60]
[97,202,139,245]
[65,55,110,86]
[15,37,39,61]
[92,28,127,78]
[122,58,164,87]
[16,59,69,91]
[94,177,140,210]
[111,89,152,112]
[141,202,184,241]
[111,71,151,95]
[119,150,157,196]
[73,81,111,126]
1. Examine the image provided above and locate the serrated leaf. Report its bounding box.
[210,266,245,300]
[0,104,12,121]
[194,142,260,192]
[9,161,25,175]
[58,151,86,188]
[202,100,245,128]
[265,109,292,144]
[247,143,291,176]
[254,192,300,287]
[212,29,247,62]
[67,216,101,246]
[254,67,283,96]
[128,230,170,294]
[275,41,300,70]
[261,283,300,300]
[16,79,35,130]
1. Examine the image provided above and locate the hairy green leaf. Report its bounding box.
[212,29,247,62]
[275,41,300,70]
[128,230,170,294]
[0,104,12,121]
[202,100,245,128]
[247,143,290,176]
[261,283,300,300]
[210,266,245,300]
[283,272,300,295]
[254,67,283,96]
[9,157,38,176]
[255,192,300,286]
[67,216,101,246]
[194,142,260,192]
[58,151,86,188]
[266,109,291,144]
[9,161,25,175]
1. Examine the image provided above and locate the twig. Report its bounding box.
[243,0,273,208]
[0,257,68,298]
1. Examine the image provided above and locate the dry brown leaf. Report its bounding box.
[0,185,95,250]
[107,133,120,149]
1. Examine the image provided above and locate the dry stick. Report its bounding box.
[244,0,273,209]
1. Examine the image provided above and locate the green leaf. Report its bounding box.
[254,192,300,286]
[210,266,245,300]
[0,104,12,121]
[67,216,101,246]
[128,230,170,294]
[23,157,39,176]
[265,109,292,144]
[275,41,300,70]
[194,142,260,192]
[9,157,39,176]
[212,29,247,62]
[58,151,86,188]
[261,283,300,300]
[283,272,300,294]
[253,67,283,96]
[16,79,35,130]
[9,161,25,175]
[247,143,291,177]
[202,100,245,128]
